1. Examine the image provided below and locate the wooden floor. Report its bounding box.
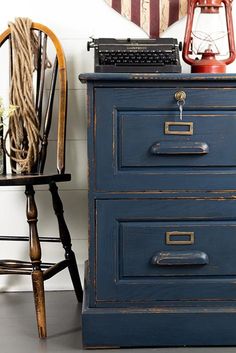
[1,291,236,353]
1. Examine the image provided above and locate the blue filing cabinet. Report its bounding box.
[80,73,236,348]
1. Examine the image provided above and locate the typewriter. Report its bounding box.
[87,37,182,73]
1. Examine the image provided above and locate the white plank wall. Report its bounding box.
[0,0,235,291]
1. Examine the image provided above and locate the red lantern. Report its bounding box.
[183,0,236,73]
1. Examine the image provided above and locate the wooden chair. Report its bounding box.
[0,22,83,338]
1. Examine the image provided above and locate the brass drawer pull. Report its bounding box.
[150,141,209,155]
[166,231,194,245]
[165,121,193,135]
[151,251,209,266]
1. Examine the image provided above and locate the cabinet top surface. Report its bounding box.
[79,72,236,83]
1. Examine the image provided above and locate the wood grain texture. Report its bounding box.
[25,184,46,338]
[32,270,47,338]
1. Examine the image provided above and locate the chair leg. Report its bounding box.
[25,185,47,338]
[31,270,46,338]
[49,182,83,302]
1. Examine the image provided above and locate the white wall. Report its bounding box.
[0,0,235,291]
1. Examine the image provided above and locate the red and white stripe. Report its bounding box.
[104,0,187,38]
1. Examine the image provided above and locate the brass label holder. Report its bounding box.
[165,122,193,135]
[166,231,195,245]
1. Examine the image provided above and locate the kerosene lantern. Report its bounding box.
[182,0,236,73]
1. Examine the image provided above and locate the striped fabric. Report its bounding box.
[104,0,188,37]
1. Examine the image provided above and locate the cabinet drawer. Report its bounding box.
[95,88,236,191]
[96,199,236,303]
[122,222,232,277]
[120,111,236,167]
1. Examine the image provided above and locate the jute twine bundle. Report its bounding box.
[7,17,41,173]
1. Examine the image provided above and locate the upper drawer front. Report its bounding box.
[120,111,236,168]
[96,199,236,303]
[94,87,236,191]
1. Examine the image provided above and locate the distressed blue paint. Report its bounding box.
[95,199,236,302]
[79,73,236,348]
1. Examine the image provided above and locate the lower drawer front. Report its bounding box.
[122,222,235,277]
[96,199,236,303]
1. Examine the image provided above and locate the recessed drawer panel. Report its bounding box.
[96,199,236,303]
[120,112,236,168]
[121,222,235,277]
[95,87,236,191]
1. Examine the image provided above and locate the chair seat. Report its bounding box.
[0,173,71,186]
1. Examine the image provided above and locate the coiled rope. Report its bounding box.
[7,18,44,173]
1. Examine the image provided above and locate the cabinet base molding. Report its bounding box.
[83,282,236,348]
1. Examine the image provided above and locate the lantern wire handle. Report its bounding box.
[192,30,227,55]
